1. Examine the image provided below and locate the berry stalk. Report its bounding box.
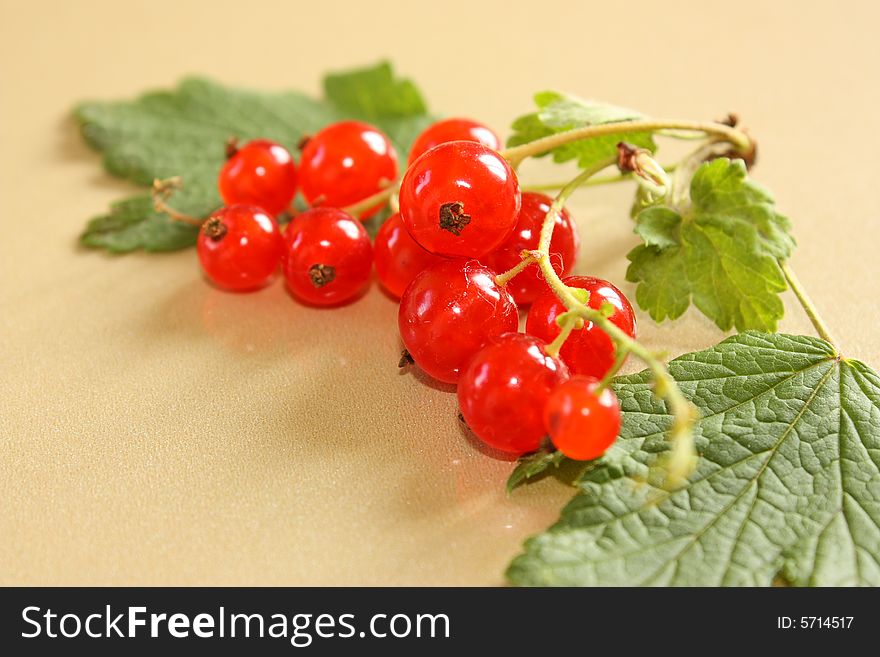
[521,162,680,194]
[527,155,699,487]
[493,252,537,287]
[500,119,753,169]
[596,347,629,392]
[341,183,396,219]
[544,314,580,358]
[151,177,203,226]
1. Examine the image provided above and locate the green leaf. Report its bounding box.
[690,158,795,260]
[633,207,680,248]
[80,195,199,253]
[626,159,796,332]
[507,445,616,494]
[324,61,427,119]
[626,244,690,322]
[507,91,656,171]
[507,447,566,493]
[507,332,880,587]
[76,62,433,253]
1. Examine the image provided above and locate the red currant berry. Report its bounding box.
[399,141,521,258]
[398,259,518,384]
[458,333,570,455]
[283,208,372,306]
[298,121,398,219]
[197,204,283,291]
[407,117,501,166]
[544,376,621,460]
[373,212,446,298]
[485,191,579,305]
[526,276,636,378]
[218,139,297,216]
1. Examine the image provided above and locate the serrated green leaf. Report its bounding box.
[79,195,199,253]
[507,332,880,587]
[690,158,795,259]
[507,91,656,171]
[633,207,680,248]
[76,63,433,253]
[323,61,427,119]
[626,244,690,321]
[533,91,643,127]
[626,159,796,332]
[507,447,565,493]
[683,221,786,330]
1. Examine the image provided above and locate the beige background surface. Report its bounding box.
[1,0,878,585]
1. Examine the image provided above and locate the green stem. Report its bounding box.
[550,292,697,486]
[494,254,536,287]
[596,348,628,392]
[545,315,579,358]
[522,170,636,193]
[532,159,618,316]
[537,159,616,254]
[780,261,838,350]
[534,158,698,487]
[501,119,752,169]
[341,182,397,218]
[151,177,204,226]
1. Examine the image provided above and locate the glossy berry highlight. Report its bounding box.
[407,117,501,165]
[458,333,569,455]
[485,191,579,305]
[197,204,283,291]
[398,259,518,384]
[373,212,445,299]
[399,140,521,258]
[544,376,621,460]
[526,276,636,378]
[298,120,398,219]
[283,207,372,306]
[218,139,297,216]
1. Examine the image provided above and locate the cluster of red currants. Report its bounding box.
[200,121,393,305]
[196,116,637,462]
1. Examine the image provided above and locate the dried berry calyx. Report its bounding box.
[224,136,239,159]
[203,217,228,241]
[438,201,472,236]
[308,264,336,287]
